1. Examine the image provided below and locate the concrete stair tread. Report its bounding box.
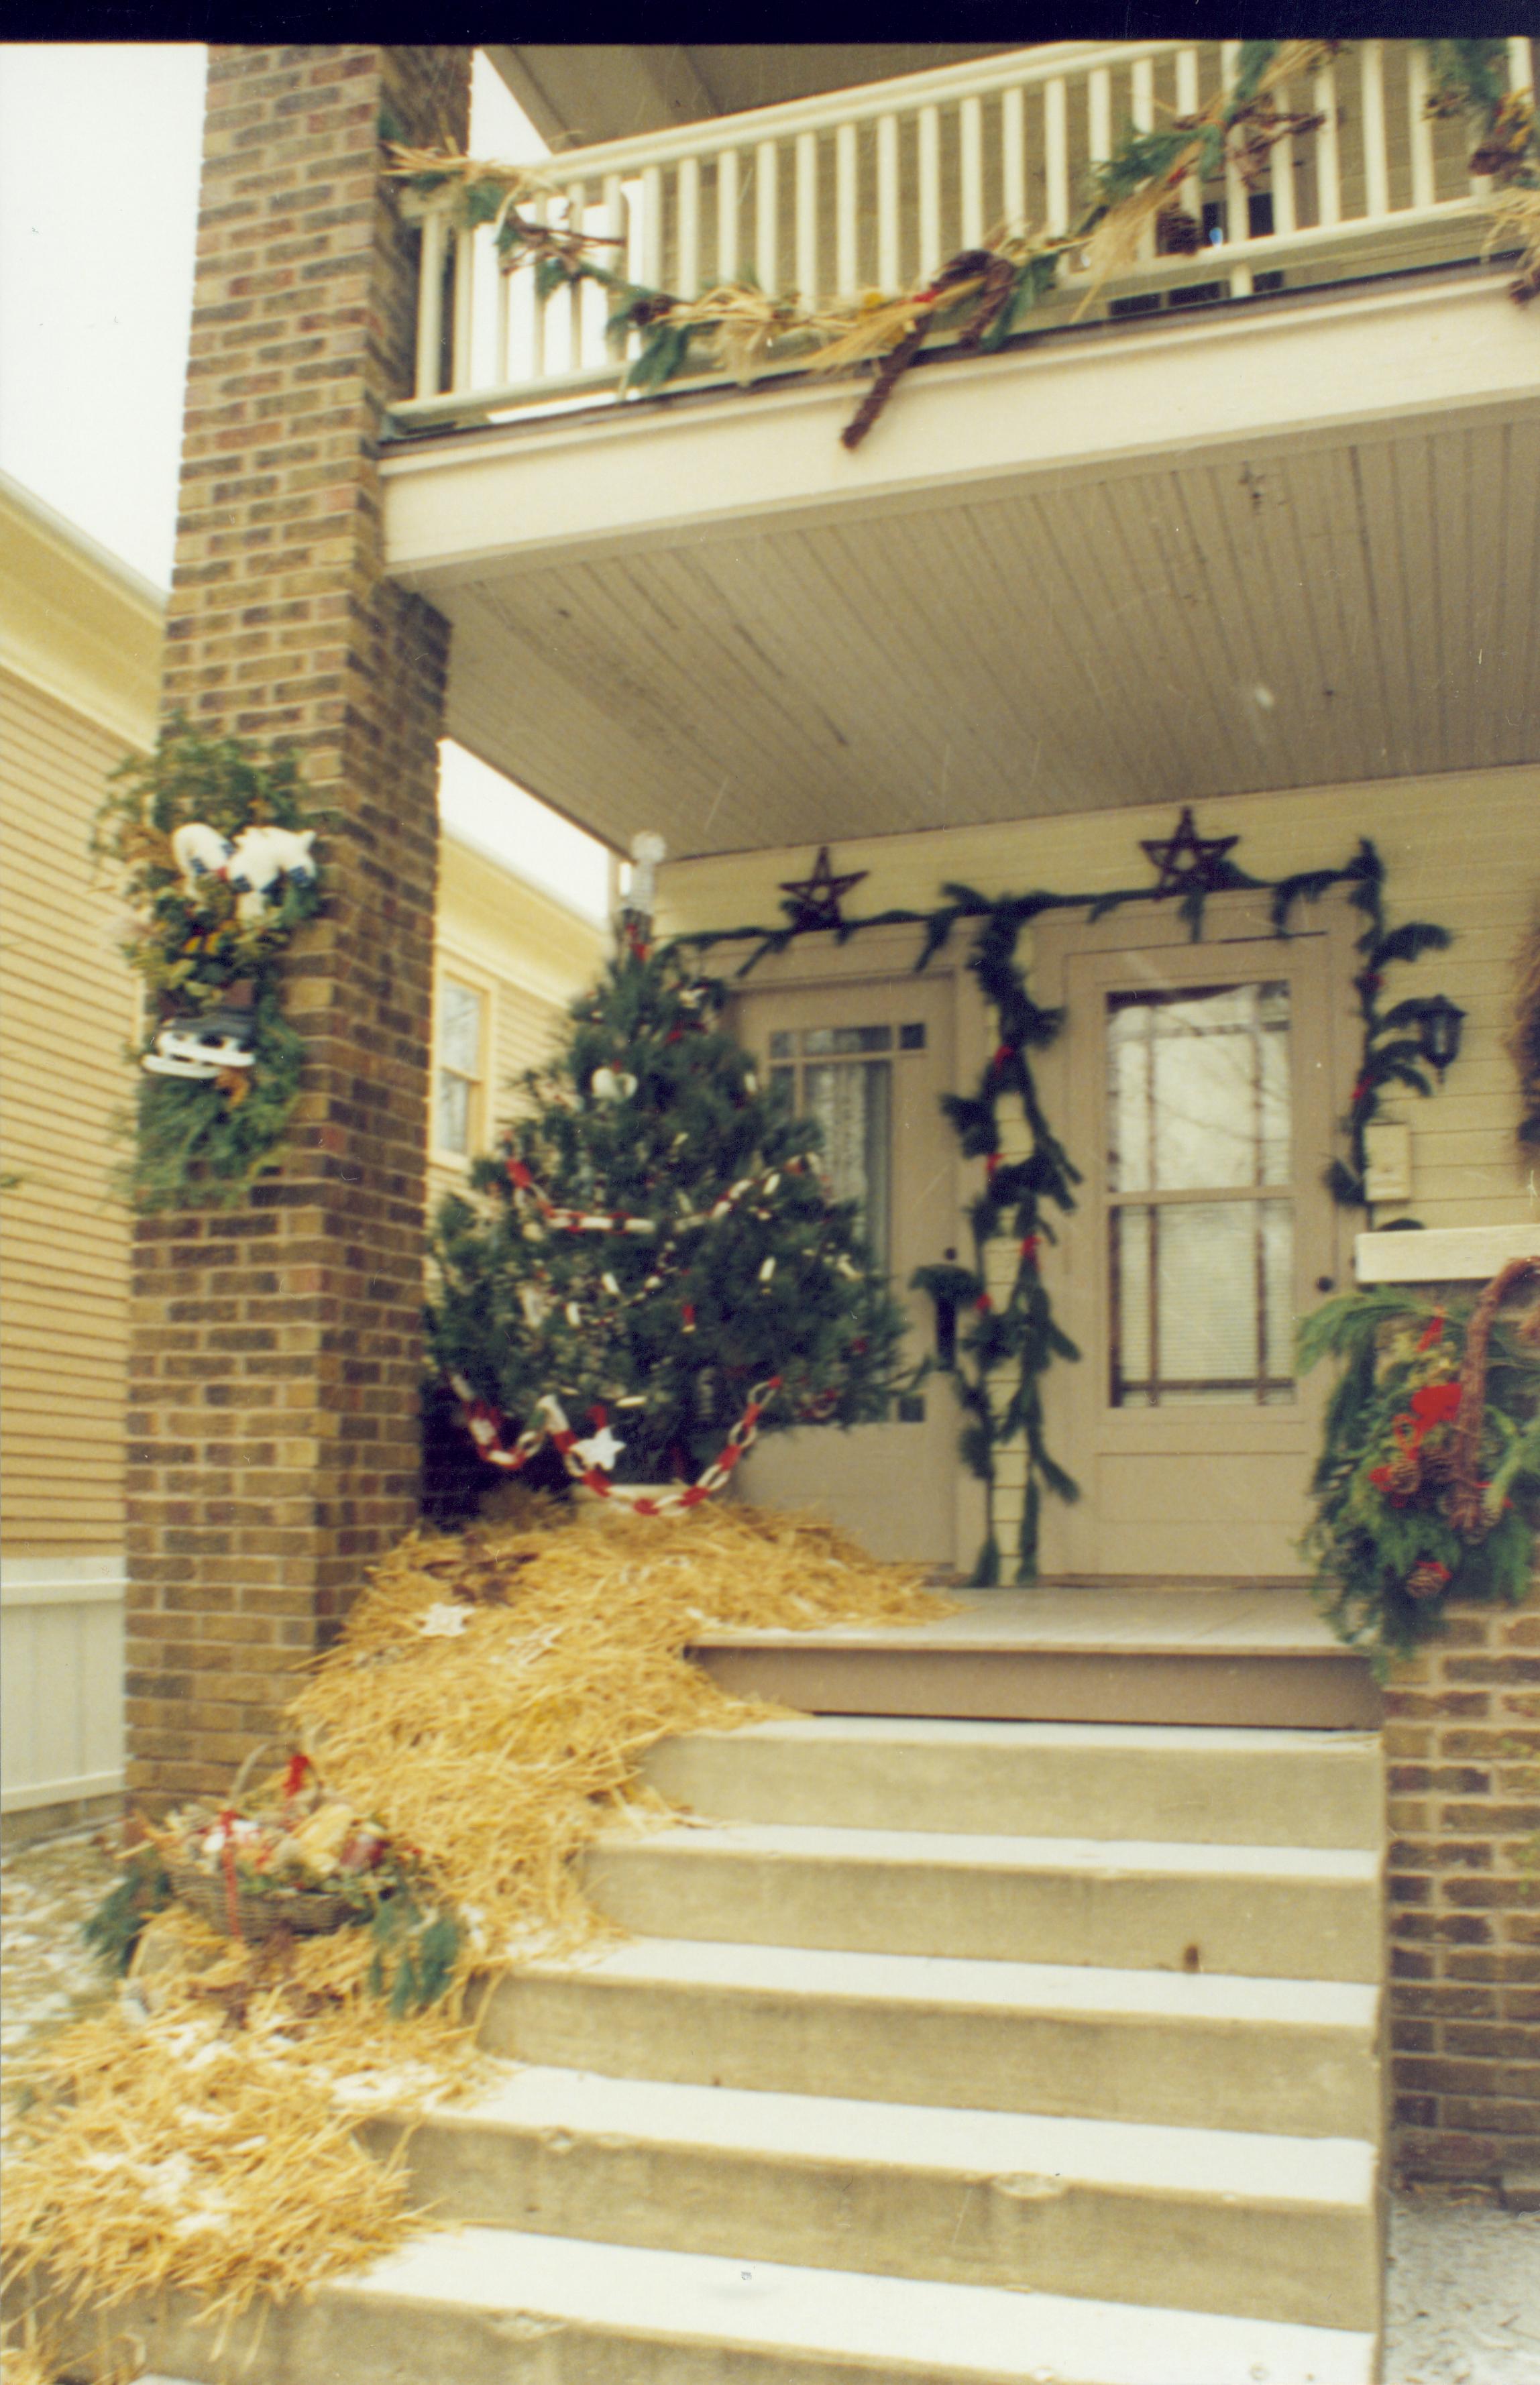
[600,1816,1381,1882]
[667,1716,1380,1754]
[523,1932,1380,2029]
[445,2060,1379,2206]
[687,1586,1354,1656]
[343,2223,1378,2384]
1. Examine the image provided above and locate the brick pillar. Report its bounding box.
[125,46,472,1809]
[1386,1574,1540,2183]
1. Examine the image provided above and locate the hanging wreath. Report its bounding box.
[93,716,324,1210]
[1298,1262,1540,1666]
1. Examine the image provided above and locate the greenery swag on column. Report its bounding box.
[677,830,1460,1588]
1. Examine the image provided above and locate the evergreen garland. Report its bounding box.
[385,42,1352,448]
[677,831,1461,1586]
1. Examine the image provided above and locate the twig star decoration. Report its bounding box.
[1140,806,1243,896]
[779,847,869,931]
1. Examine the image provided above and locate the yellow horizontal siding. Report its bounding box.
[1,671,136,1557]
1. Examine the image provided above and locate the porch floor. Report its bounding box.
[687,1587,1382,1730]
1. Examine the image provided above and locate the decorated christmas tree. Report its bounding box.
[428,861,907,1508]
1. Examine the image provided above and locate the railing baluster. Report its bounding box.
[918,105,942,277]
[565,183,586,369]
[451,225,475,390]
[531,196,549,377]
[1361,41,1390,217]
[717,148,739,282]
[415,206,446,398]
[755,139,779,287]
[877,113,900,286]
[677,156,700,296]
[1131,56,1156,262]
[960,94,984,249]
[1176,48,1200,226]
[1315,57,1341,226]
[1271,78,1297,234]
[1508,39,1535,93]
[641,163,665,289]
[1001,84,1026,233]
[836,120,859,294]
[602,172,627,374]
[1221,42,1252,292]
[1044,77,1069,233]
[1406,48,1435,210]
[795,130,818,300]
[1088,66,1111,167]
[493,239,511,383]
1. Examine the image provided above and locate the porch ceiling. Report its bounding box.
[385,280,1540,861]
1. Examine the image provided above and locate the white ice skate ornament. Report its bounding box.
[225,826,317,924]
[170,820,317,924]
[627,832,666,921]
[590,1066,638,1103]
[143,1014,258,1080]
[171,821,234,888]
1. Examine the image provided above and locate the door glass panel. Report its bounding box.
[1107,980,1295,1408]
[1112,1198,1295,1405]
[804,1058,891,1267]
[1109,982,1290,1191]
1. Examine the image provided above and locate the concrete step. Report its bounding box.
[641,1716,1384,1850]
[94,2225,1379,2385]
[480,1934,1381,2138]
[364,2062,1381,2331]
[686,1586,1382,1729]
[584,1816,1382,1980]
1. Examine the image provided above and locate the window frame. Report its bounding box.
[431,960,494,1170]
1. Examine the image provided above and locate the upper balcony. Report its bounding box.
[377,41,1539,859]
[386,39,1536,439]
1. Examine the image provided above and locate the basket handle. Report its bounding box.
[227,1734,316,1808]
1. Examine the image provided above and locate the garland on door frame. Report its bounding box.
[671,825,1460,1586]
[386,40,1536,454]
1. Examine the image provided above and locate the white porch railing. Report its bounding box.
[393,39,1536,432]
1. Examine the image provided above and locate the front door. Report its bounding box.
[1036,893,1352,1582]
[728,934,981,1569]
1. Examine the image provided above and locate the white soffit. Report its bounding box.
[381,278,1540,857]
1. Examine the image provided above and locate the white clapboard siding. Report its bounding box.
[1,668,138,1564]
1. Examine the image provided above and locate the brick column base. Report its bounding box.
[1386,1577,1540,2182]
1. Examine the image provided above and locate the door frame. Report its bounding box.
[1030,887,1359,1582]
[724,924,989,1570]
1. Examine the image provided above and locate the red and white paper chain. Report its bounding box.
[504,1151,809,1238]
[448,1373,782,1516]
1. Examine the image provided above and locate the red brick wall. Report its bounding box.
[125,46,472,1809]
[1386,1580,1540,2181]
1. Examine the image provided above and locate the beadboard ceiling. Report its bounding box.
[431,400,1538,861]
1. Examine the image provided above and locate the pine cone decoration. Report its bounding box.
[1156,206,1203,256]
[1405,1559,1452,1602]
[1382,1443,1423,1503]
